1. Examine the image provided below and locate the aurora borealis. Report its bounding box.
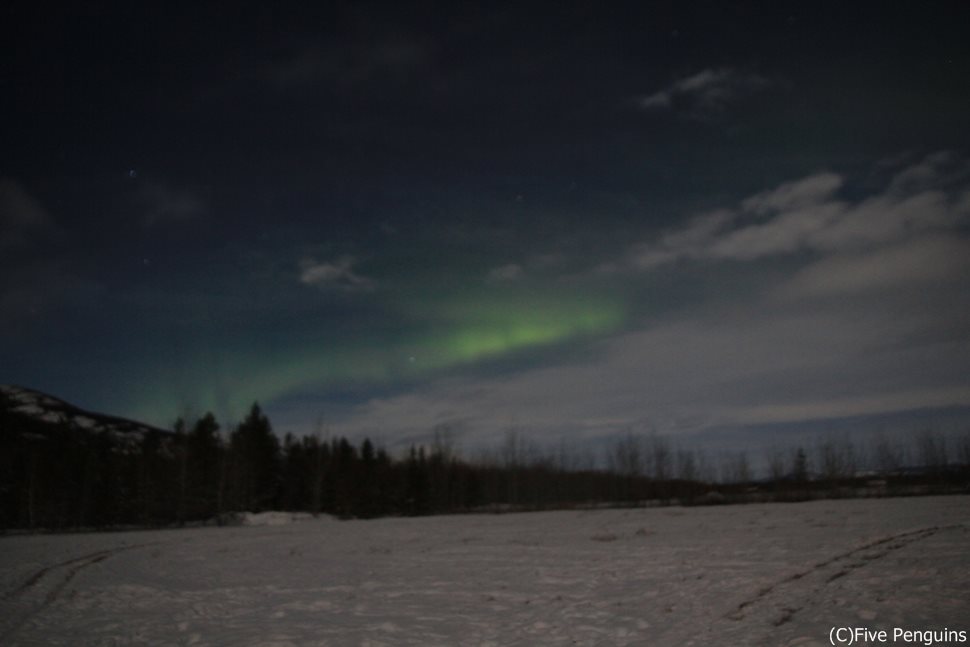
[122,283,627,426]
[3,2,970,456]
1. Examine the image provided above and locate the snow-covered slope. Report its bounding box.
[1,496,967,646]
[0,384,171,443]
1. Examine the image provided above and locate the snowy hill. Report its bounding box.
[0,384,172,444]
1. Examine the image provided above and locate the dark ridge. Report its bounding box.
[0,384,173,438]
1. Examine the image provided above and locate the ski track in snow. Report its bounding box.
[0,541,159,644]
[727,526,949,621]
[1,496,968,646]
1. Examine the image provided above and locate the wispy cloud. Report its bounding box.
[138,181,207,226]
[326,154,970,449]
[486,263,524,283]
[883,150,970,195]
[0,178,103,328]
[0,259,105,327]
[740,172,843,214]
[628,208,734,269]
[0,177,55,248]
[628,153,970,269]
[299,256,375,292]
[264,32,429,90]
[784,235,970,298]
[329,300,970,449]
[638,68,767,119]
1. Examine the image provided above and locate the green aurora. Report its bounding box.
[125,286,627,426]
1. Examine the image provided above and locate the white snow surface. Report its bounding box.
[236,511,319,527]
[1,496,968,646]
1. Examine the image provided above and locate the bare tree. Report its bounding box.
[432,423,457,463]
[693,449,716,484]
[730,451,751,484]
[871,432,904,474]
[958,431,970,467]
[500,427,526,470]
[649,433,671,483]
[816,434,857,482]
[915,429,948,473]
[791,446,809,483]
[766,447,787,482]
[610,430,643,478]
[676,448,697,483]
[554,437,583,472]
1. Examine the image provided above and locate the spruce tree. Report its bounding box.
[229,403,281,511]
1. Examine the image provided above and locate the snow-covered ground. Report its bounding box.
[1,496,968,646]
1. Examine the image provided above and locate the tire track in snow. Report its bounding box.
[0,542,157,643]
[724,524,964,626]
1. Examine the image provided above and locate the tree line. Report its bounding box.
[1,402,675,529]
[1,400,968,531]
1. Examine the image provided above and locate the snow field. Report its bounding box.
[1,496,968,646]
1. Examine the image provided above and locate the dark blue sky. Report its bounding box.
[3,2,969,456]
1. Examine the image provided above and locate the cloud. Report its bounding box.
[327,295,970,449]
[486,263,524,282]
[629,153,970,268]
[138,181,207,226]
[320,154,970,451]
[740,172,843,214]
[889,151,956,192]
[0,179,103,329]
[0,177,54,248]
[299,256,375,291]
[629,209,734,269]
[706,200,845,260]
[784,235,970,298]
[265,32,429,90]
[638,68,767,119]
[727,386,970,427]
[0,258,105,331]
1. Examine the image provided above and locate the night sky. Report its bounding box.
[3,2,970,457]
